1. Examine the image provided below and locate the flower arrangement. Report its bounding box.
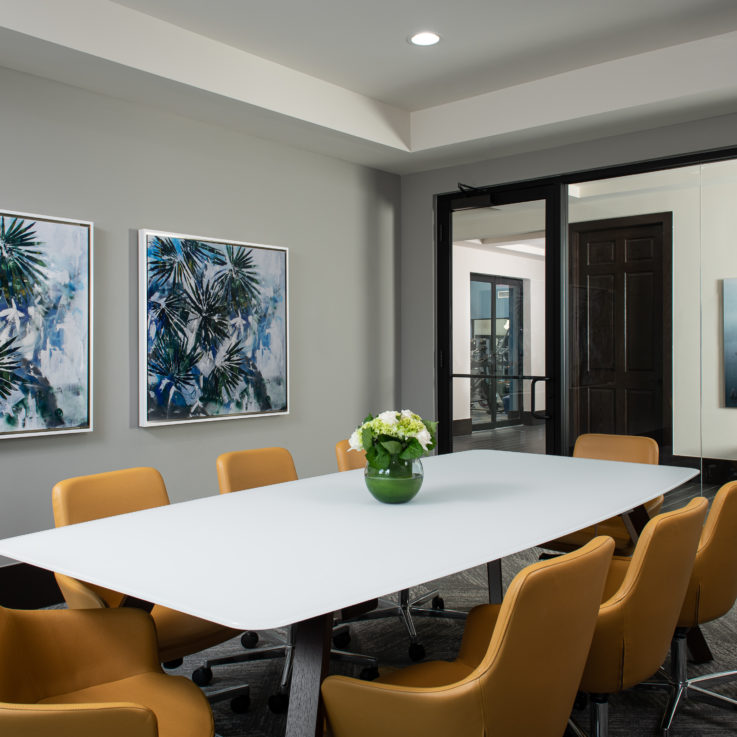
[349,409,437,470]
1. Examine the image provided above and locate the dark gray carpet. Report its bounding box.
[169,547,737,737]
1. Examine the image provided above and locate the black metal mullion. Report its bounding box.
[435,195,453,454]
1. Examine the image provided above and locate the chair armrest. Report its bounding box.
[18,608,161,695]
[54,573,108,609]
[0,702,158,737]
[321,674,483,737]
[579,594,625,695]
[600,556,631,602]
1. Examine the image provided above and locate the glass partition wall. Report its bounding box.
[566,160,737,495]
[440,156,737,494]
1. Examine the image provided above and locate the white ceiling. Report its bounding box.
[108,0,737,111]
[1,0,737,173]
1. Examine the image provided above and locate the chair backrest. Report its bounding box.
[335,439,366,472]
[52,467,170,607]
[574,432,663,520]
[52,467,170,526]
[475,536,615,736]
[679,480,737,627]
[573,433,659,464]
[216,447,297,493]
[581,496,707,694]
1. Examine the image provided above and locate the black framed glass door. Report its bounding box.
[436,182,565,456]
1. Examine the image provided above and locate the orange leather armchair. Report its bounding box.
[334,439,465,662]
[51,467,249,711]
[544,433,662,554]
[321,536,615,737]
[0,605,213,737]
[213,447,378,713]
[640,481,737,734]
[569,496,708,737]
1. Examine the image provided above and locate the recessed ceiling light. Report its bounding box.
[409,31,440,46]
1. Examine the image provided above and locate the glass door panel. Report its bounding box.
[450,198,548,454]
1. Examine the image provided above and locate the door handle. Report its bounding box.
[530,376,551,420]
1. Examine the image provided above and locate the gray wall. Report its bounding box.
[0,66,399,554]
[399,113,737,419]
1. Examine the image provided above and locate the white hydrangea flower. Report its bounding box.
[416,427,432,450]
[377,410,398,425]
[400,409,414,419]
[348,428,363,451]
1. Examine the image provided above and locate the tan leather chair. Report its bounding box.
[569,496,708,737]
[321,535,615,737]
[0,605,213,737]
[334,439,465,661]
[213,447,378,713]
[335,438,363,473]
[543,433,662,554]
[51,467,250,711]
[639,481,737,735]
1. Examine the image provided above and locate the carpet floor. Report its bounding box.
[168,546,737,737]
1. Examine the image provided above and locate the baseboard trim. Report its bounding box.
[0,562,62,609]
[452,418,472,436]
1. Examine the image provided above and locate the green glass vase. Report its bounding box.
[364,458,424,504]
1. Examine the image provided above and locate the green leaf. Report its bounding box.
[380,440,402,456]
[370,445,391,470]
[361,426,373,450]
[365,446,379,466]
[399,438,424,460]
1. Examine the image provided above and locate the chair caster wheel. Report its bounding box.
[241,631,259,648]
[231,693,250,713]
[408,642,426,661]
[268,691,289,714]
[359,666,380,681]
[431,595,445,610]
[333,629,351,649]
[192,666,213,686]
[162,657,183,669]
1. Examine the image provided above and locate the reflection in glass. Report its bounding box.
[470,275,522,429]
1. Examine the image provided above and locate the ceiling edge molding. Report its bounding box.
[0,0,411,150]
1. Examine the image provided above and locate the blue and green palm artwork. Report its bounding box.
[0,211,92,438]
[140,230,288,426]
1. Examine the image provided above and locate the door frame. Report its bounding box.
[435,182,567,455]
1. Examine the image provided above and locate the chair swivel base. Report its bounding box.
[638,630,737,736]
[566,693,609,737]
[337,587,466,661]
[204,683,251,713]
[194,629,378,713]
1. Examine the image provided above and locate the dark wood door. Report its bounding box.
[570,214,672,449]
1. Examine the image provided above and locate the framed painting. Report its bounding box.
[0,209,93,439]
[139,229,288,426]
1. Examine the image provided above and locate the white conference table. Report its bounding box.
[0,449,698,737]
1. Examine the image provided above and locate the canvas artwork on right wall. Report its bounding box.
[724,277,737,407]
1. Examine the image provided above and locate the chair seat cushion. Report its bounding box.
[38,672,213,737]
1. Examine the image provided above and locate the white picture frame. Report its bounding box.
[139,229,288,427]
